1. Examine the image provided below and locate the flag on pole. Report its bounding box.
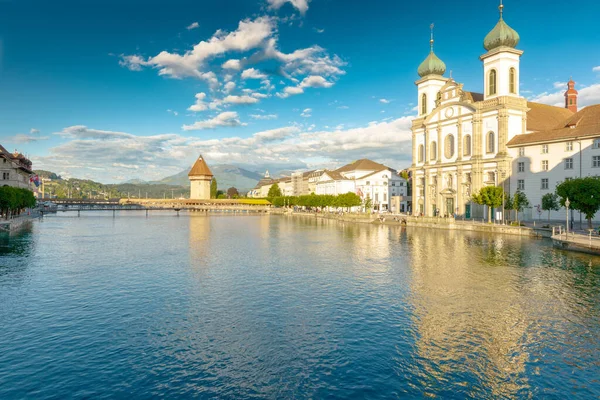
[30,175,40,187]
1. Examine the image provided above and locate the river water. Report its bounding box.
[0,213,599,399]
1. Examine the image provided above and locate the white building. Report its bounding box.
[410,3,600,221]
[0,145,33,190]
[316,159,407,211]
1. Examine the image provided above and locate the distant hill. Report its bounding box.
[159,164,263,192]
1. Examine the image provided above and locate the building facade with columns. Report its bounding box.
[410,3,596,220]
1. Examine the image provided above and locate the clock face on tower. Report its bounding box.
[445,107,455,118]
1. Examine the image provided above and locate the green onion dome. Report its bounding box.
[417,50,446,78]
[483,5,520,51]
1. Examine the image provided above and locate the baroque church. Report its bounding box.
[411,2,600,221]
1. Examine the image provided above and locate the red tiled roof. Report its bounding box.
[526,102,574,132]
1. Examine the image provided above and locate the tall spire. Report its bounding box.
[418,23,446,77]
[430,23,434,52]
[483,0,520,51]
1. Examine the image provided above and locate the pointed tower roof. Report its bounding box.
[418,24,446,78]
[483,1,520,51]
[188,155,213,177]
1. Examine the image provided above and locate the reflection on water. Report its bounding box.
[0,213,599,399]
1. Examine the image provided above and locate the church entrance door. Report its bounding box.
[445,198,454,217]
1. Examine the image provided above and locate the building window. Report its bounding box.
[518,161,525,172]
[430,142,437,160]
[418,144,424,163]
[463,135,471,156]
[487,131,495,153]
[593,156,600,168]
[594,139,600,149]
[444,134,455,158]
[509,68,516,94]
[541,178,549,190]
[366,181,370,185]
[541,144,549,154]
[421,93,427,115]
[566,142,573,151]
[518,147,525,157]
[517,179,525,190]
[487,172,495,183]
[570,99,573,105]
[2,172,9,180]
[541,160,549,171]
[391,182,396,186]
[488,69,497,96]
[565,158,573,169]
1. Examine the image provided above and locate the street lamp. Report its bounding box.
[565,197,570,239]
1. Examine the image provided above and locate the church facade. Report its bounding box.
[410,3,599,221]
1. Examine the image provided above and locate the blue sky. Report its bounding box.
[1,0,599,182]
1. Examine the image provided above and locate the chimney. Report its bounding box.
[565,78,578,113]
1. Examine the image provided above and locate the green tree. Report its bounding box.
[541,192,560,222]
[512,190,530,224]
[210,178,218,199]
[471,186,504,223]
[267,183,282,199]
[227,187,239,199]
[556,177,600,228]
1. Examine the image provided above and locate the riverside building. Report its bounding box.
[0,144,33,190]
[410,3,600,221]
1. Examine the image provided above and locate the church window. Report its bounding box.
[444,135,455,158]
[430,142,437,160]
[418,145,424,163]
[509,68,516,94]
[487,131,495,153]
[463,135,472,156]
[421,93,427,115]
[488,70,497,96]
[488,172,495,183]
[569,98,573,105]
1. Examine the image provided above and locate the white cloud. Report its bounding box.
[5,133,49,144]
[301,108,312,117]
[241,68,268,79]
[30,128,40,134]
[223,95,260,104]
[182,111,244,130]
[266,0,310,14]
[593,66,600,72]
[313,28,325,33]
[34,115,415,183]
[223,81,236,94]
[278,86,304,98]
[186,22,199,30]
[188,92,209,112]
[299,75,333,88]
[222,59,242,70]
[380,98,391,104]
[337,105,349,110]
[167,109,179,116]
[120,16,275,79]
[250,114,278,120]
[530,82,600,108]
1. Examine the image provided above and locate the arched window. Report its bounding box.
[430,142,437,160]
[509,68,516,94]
[487,131,495,153]
[463,135,472,156]
[569,98,573,105]
[421,93,427,115]
[418,144,424,163]
[489,70,497,96]
[444,134,455,159]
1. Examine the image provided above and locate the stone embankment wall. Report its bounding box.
[288,211,552,238]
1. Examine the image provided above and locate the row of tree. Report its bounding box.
[471,177,600,227]
[0,187,37,219]
[471,186,530,223]
[270,192,363,210]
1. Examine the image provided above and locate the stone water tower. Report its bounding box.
[188,155,213,200]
